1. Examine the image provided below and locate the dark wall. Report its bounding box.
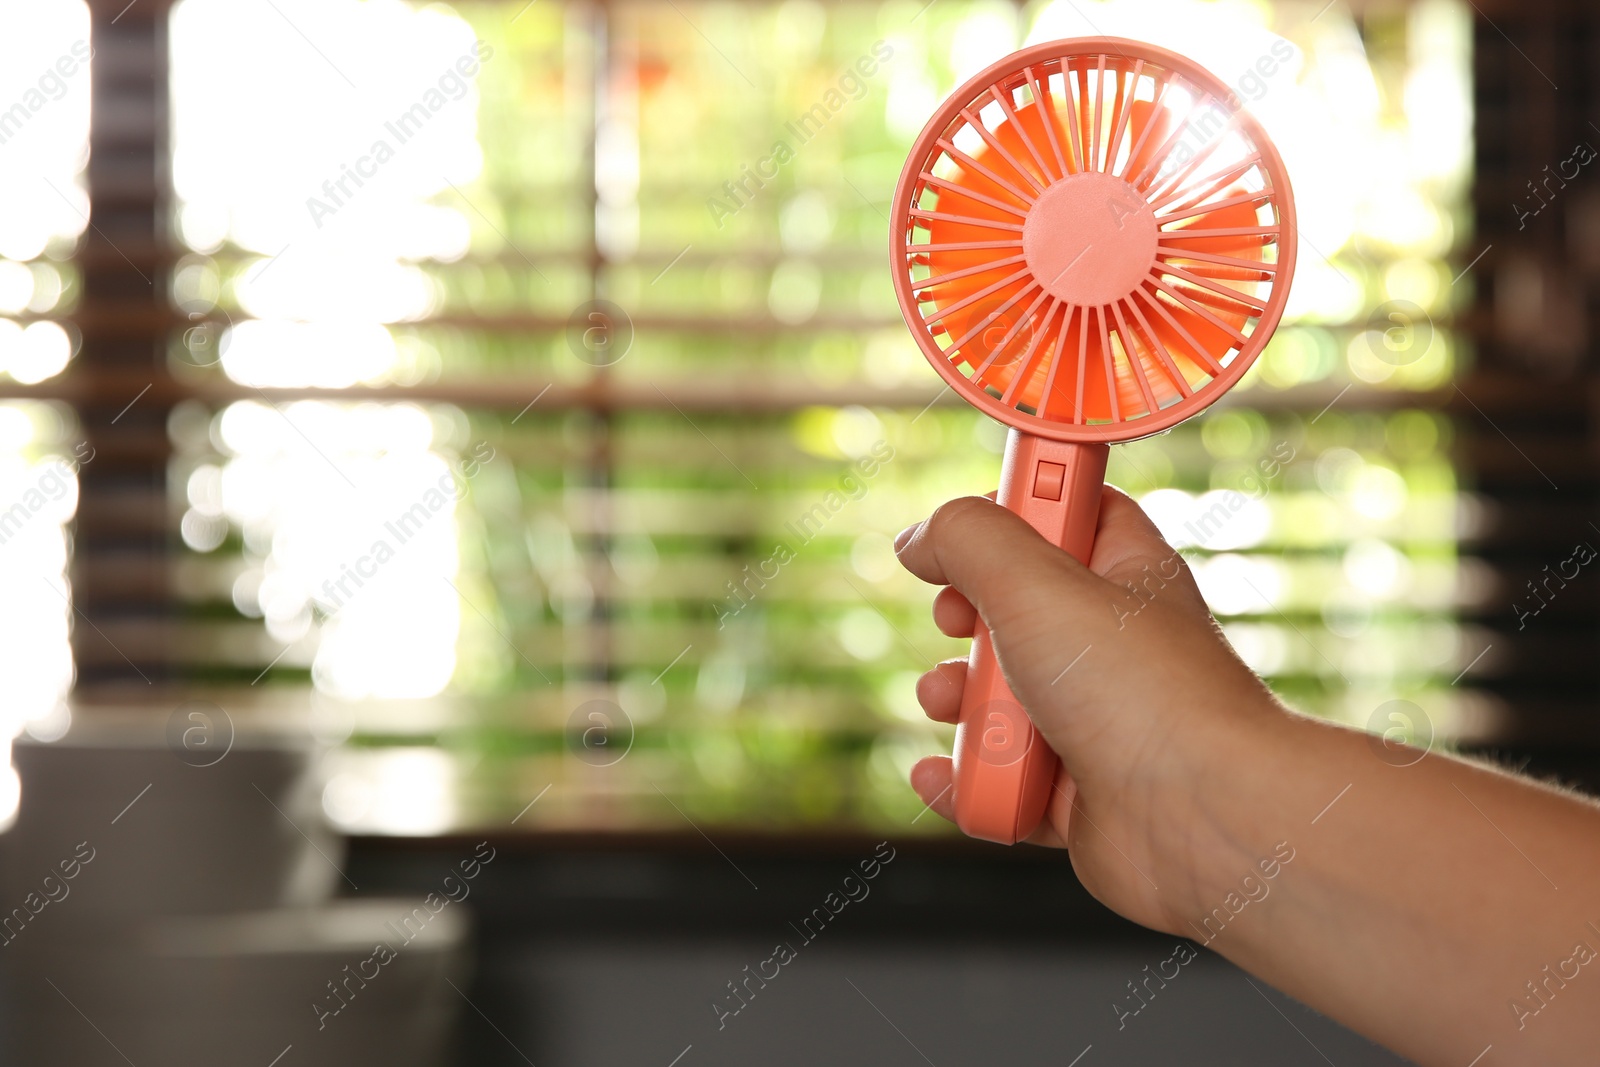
[348,833,1410,1066]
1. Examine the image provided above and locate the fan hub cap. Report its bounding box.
[1022,172,1156,307]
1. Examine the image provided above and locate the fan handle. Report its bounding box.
[953,430,1107,844]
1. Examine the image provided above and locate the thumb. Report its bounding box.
[896,488,1193,592]
[894,490,1209,702]
[894,495,1122,704]
[894,495,1098,629]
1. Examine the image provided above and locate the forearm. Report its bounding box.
[1173,711,1600,1066]
[897,494,1600,1062]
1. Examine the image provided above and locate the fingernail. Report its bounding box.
[894,523,920,552]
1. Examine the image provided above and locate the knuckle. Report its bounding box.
[925,495,995,539]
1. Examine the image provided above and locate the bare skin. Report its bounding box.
[897,490,1600,1067]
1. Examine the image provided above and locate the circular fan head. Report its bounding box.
[891,38,1297,443]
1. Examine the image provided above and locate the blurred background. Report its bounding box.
[0,0,1589,1063]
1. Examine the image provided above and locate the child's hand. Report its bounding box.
[895,488,1285,934]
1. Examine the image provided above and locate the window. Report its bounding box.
[0,1,93,809]
[40,0,1478,834]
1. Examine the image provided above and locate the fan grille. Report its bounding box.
[892,39,1297,443]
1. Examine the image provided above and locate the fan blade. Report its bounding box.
[1001,98,1063,182]
[1135,285,1238,377]
[972,293,1060,403]
[1158,198,1271,312]
[920,100,1071,365]
[1116,297,1197,405]
[1160,199,1273,255]
[1159,248,1273,283]
[1028,309,1113,423]
[1119,74,1180,180]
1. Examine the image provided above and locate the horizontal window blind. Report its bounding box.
[29,0,1509,834]
[0,1,94,792]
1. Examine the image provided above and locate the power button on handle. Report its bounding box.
[1032,460,1066,501]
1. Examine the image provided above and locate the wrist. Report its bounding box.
[1145,693,1303,935]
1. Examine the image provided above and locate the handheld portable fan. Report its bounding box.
[891,38,1296,844]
